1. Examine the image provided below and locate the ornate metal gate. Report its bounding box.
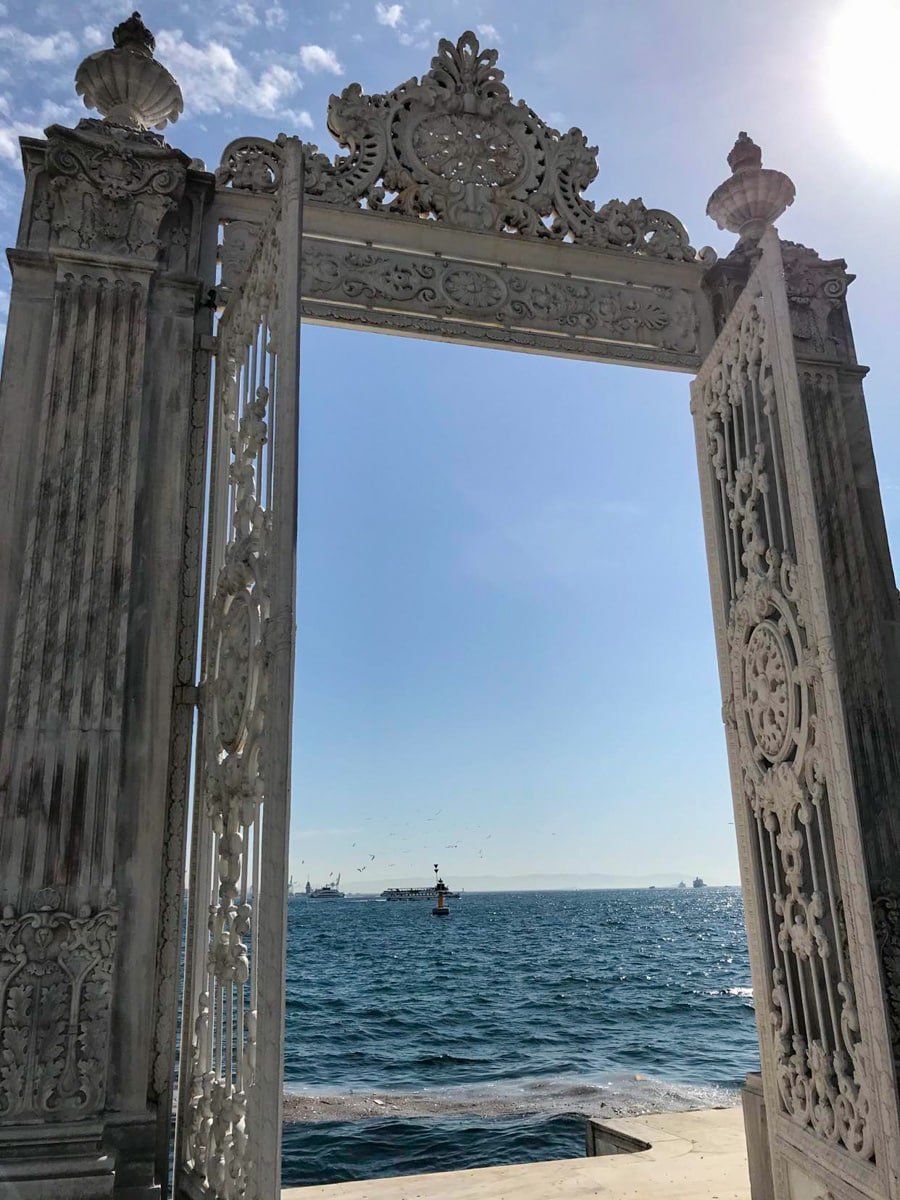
[692,229,899,1200]
[175,138,303,1200]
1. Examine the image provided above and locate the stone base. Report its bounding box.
[0,1121,114,1200]
[0,1117,162,1200]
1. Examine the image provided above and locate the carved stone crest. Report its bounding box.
[30,122,187,260]
[781,241,854,361]
[286,31,694,259]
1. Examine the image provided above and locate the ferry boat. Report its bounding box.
[692,876,706,888]
[306,875,345,899]
[381,881,460,901]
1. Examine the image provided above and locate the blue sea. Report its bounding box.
[282,887,757,1187]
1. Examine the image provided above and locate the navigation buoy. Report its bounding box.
[431,863,450,917]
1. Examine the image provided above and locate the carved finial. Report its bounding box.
[74,12,183,130]
[112,12,155,56]
[727,131,761,173]
[706,131,795,246]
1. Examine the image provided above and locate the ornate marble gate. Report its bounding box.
[0,16,897,1200]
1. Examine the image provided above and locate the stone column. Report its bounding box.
[0,17,213,1199]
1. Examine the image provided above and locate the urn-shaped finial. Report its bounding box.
[75,11,183,130]
[706,132,795,245]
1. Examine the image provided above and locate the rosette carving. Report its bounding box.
[292,31,695,260]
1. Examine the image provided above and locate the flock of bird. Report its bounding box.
[301,811,496,880]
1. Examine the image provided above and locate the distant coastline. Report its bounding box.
[295,872,739,894]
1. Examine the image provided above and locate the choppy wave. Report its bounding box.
[283,888,756,1184]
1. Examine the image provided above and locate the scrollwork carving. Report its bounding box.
[216,137,283,194]
[37,123,187,260]
[300,240,700,361]
[694,275,876,1162]
[0,891,117,1120]
[781,241,854,362]
[295,31,695,260]
[182,193,288,1199]
[872,889,900,1064]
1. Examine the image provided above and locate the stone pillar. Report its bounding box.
[0,16,213,1199]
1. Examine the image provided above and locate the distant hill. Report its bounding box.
[338,871,736,894]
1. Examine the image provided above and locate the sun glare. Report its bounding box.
[825,0,900,169]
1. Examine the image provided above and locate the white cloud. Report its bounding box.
[0,26,78,62]
[0,93,65,166]
[82,25,105,49]
[265,4,287,29]
[0,118,42,166]
[375,3,403,29]
[299,44,343,75]
[283,109,314,130]
[39,99,81,125]
[231,1,260,26]
[476,24,500,42]
[254,64,300,111]
[155,31,303,119]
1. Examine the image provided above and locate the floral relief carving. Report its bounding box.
[300,242,700,361]
[231,31,694,260]
[694,275,876,1162]
[0,890,116,1120]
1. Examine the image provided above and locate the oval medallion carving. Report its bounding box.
[744,619,794,762]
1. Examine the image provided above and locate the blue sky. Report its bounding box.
[1,0,898,888]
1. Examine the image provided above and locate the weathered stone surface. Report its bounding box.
[0,76,213,1200]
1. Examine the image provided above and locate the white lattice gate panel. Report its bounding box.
[691,230,897,1200]
[176,137,303,1200]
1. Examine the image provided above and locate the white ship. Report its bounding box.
[381,875,460,902]
[306,874,344,899]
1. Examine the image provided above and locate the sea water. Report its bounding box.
[282,887,757,1186]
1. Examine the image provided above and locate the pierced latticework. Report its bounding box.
[692,231,892,1192]
[176,139,302,1200]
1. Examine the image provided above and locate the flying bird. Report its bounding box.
[357,866,366,872]
[369,854,376,860]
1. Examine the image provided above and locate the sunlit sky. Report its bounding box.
[1,0,898,888]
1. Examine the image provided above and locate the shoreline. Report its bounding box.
[282,1080,741,1124]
